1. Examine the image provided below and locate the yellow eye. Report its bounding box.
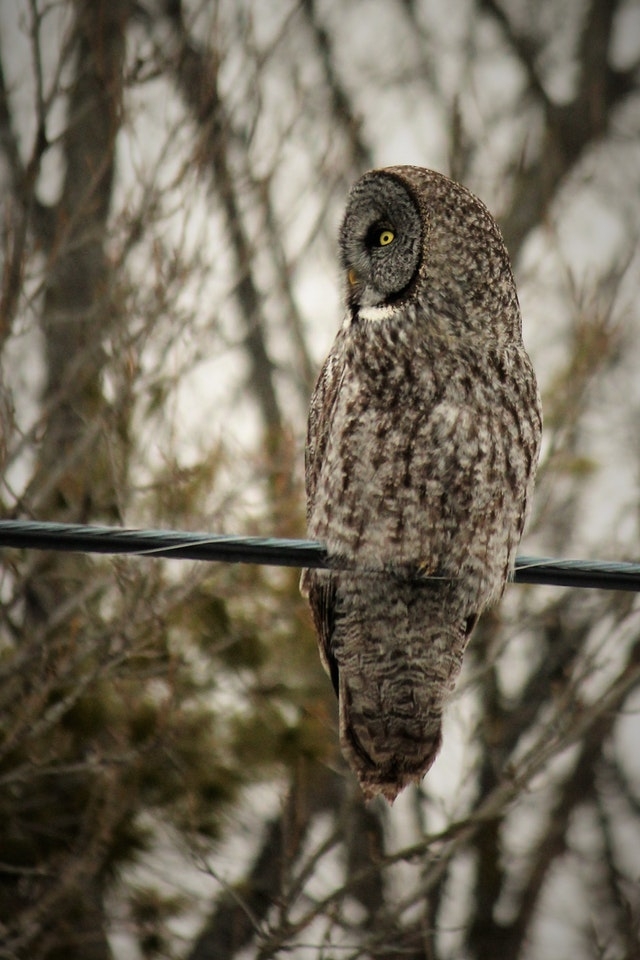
[379,229,394,246]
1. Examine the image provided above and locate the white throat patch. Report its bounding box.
[357,303,398,323]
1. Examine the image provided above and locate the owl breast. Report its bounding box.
[308,311,537,611]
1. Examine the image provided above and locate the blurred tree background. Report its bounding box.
[0,0,639,957]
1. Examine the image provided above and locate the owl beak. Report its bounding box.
[347,268,363,310]
[347,267,362,307]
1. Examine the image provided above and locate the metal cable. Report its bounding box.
[0,519,639,591]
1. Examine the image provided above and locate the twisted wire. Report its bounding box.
[1,519,639,591]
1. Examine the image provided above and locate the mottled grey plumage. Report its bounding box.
[301,166,542,803]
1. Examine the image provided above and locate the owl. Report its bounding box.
[301,166,542,803]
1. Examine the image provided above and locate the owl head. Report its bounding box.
[339,165,520,338]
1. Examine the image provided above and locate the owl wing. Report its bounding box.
[305,573,340,696]
[303,337,346,511]
[301,339,346,696]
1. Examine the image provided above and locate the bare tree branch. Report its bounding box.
[163,0,284,444]
[0,48,50,346]
[3,3,131,957]
[480,0,638,257]
[188,764,345,960]
[299,0,373,175]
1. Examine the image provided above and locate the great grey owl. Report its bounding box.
[301,166,542,803]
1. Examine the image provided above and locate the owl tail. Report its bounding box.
[337,623,469,804]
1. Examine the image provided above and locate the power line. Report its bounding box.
[0,520,321,567]
[0,519,639,591]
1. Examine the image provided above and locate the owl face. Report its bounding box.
[339,171,423,316]
[339,166,522,344]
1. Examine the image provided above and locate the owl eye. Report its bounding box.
[365,224,395,248]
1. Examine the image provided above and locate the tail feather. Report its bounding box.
[338,625,467,803]
[304,569,474,803]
